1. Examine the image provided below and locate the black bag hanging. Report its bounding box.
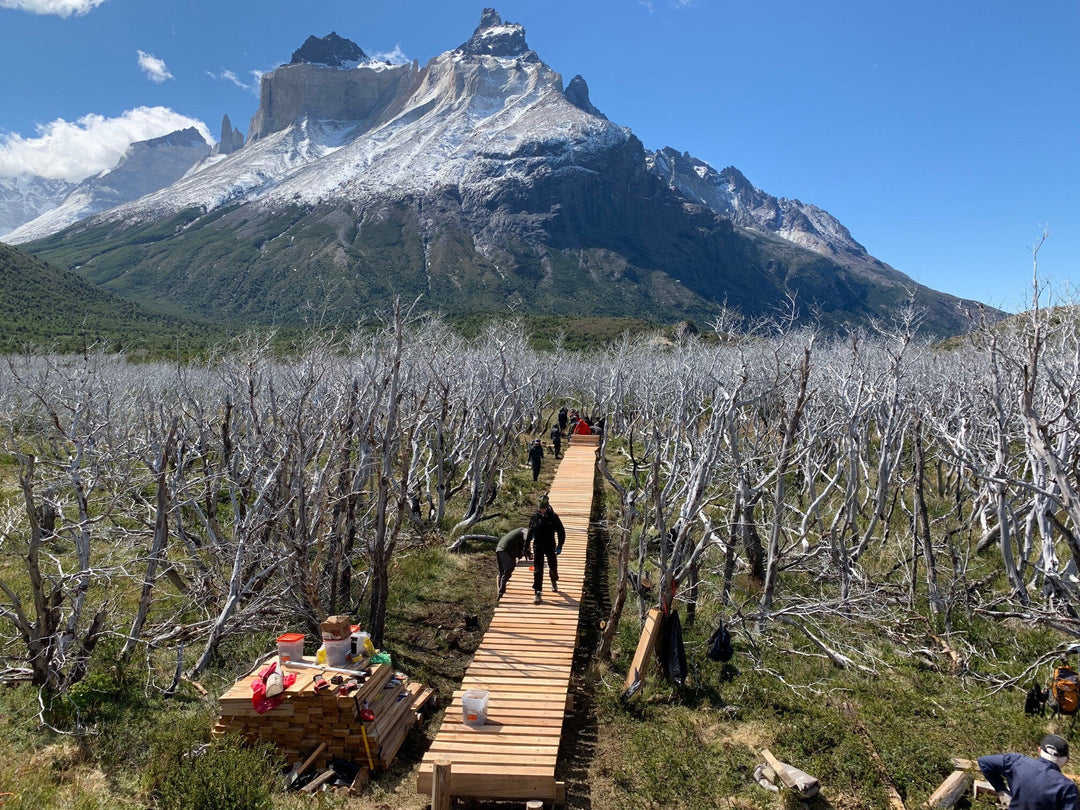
[708,620,734,663]
[660,610,688,686]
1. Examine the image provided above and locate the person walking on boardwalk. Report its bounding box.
[528,438,544,481]
[978,734,1079,809]
[495,527,529,599]
[549,423,562,459]
[558,406,568,435]
[525,495,566,604]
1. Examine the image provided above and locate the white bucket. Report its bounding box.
[321,637,351,667]
[461,689,489,726]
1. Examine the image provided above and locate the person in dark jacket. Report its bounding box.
[978,734,1079,809]
[558,406,568,435]
[495,527,529,599]
[549,424,562,458]
[525,495,566,604]
[527,438,544,481]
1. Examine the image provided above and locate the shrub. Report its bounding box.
[144,722,282,810]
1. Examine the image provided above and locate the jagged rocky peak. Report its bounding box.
[143,127,208,149]
[564,75,606,120]
[290,32,367,68]
[214,114,245,156]
[457,8,532,58]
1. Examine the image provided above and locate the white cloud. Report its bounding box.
[208,68,261,96]
[366,45,410,65]
[0,107,212,181]
[0,0,106,16]
[137,50,173,83]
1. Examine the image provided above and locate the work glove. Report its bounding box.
[996,791,1011,810]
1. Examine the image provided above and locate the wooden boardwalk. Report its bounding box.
[416,432,599,805]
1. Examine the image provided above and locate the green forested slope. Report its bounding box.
[0,241,219,354]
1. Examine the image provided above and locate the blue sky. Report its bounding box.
[1,0,1076,313]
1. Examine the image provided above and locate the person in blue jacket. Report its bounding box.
[978,734,1079,809]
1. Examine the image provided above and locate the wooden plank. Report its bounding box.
[622,608,662,696]
[925,770,972,808]
[428,741,559,756]
[300,768,337,794]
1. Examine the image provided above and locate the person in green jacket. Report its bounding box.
[496,526,530,598]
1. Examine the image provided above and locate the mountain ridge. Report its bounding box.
[13,8,991,337]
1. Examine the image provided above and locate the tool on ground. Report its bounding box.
[352,695,377,771]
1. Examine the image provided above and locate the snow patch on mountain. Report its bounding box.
[6,127,210,244]
[648,147,870,263]
[0,175,73,237]
[96,45,624,226]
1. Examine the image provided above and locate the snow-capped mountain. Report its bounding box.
[19,9,986,335]
[0,175,74,238]
[5,127,210,244]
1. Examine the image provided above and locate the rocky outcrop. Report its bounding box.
[457,8,532,58]
[247,60,414,142]
[290,32,367,68]
[648,147,875,264]
[564,75,606,120]
[213,114,245,155]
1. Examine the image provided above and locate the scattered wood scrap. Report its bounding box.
[300,768,337,794]
[924,770,971,808]
[760,748,820,798]
[285,742,326,790]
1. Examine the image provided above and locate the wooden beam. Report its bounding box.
[300,768,337,794]
[622,608,662,698]
[924,770,972,808]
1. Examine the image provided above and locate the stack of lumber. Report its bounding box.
[215,657,433,771]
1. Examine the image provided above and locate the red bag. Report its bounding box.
[250,661,296,714]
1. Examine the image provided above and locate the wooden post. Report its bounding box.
[431,757,452,810]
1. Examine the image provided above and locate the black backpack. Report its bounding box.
[708,621,734,663]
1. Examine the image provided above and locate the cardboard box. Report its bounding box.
[320,615,352,640]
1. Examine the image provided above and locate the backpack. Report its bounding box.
[1049,663,1080,715]
[707,621,734,663]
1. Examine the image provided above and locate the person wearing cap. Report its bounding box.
[525,495,566,604]
[495,527,530,599]
[978,734,1079,809]
[527,438,545,482]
